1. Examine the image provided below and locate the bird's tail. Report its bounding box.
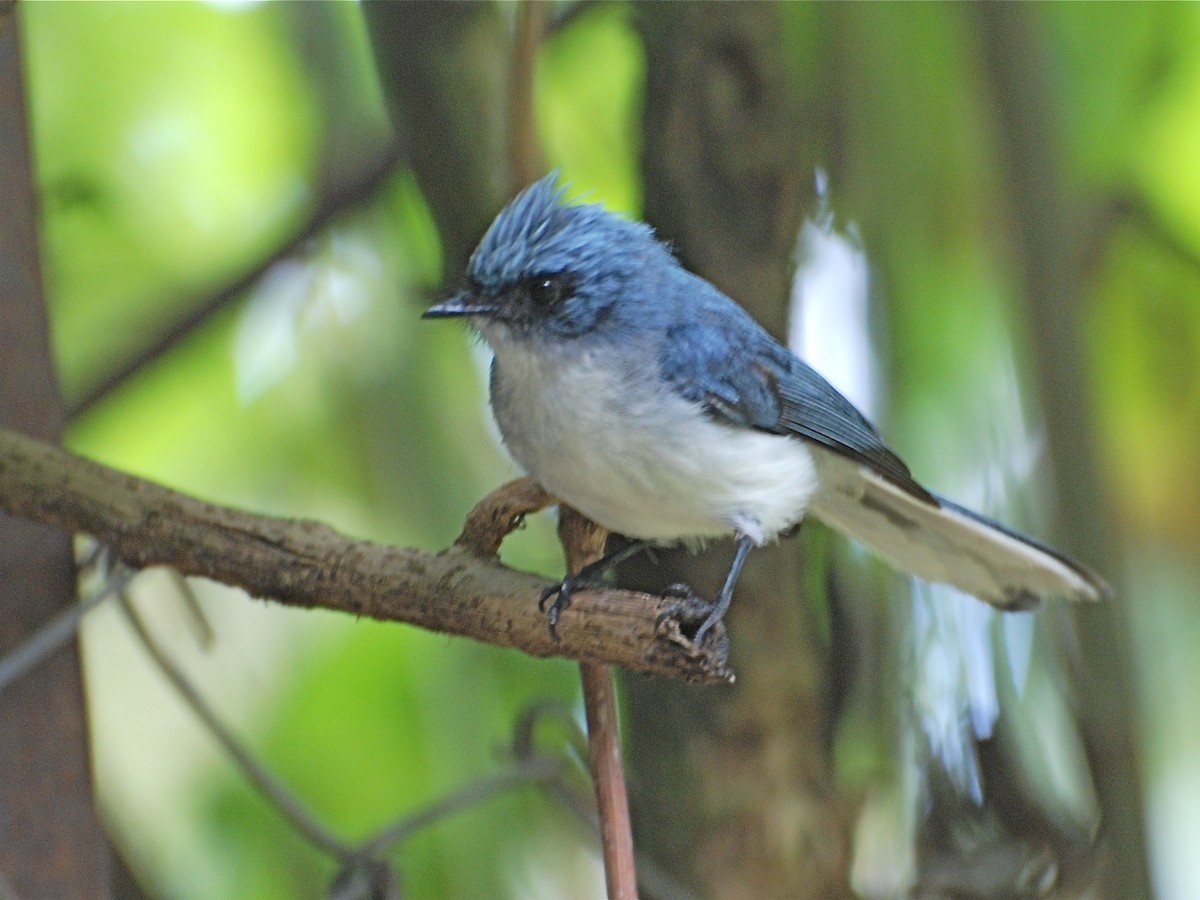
[807,455,1112,609]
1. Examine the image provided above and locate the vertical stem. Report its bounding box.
[0,8,112,897]
[558,507,638,899]
[580,662,638,900]
[508,0,546,191]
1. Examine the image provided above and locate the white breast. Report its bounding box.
[487,337,818,546]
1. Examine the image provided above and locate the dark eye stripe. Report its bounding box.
[527,274,570,307]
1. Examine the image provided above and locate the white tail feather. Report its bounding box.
[808,452,1111,609]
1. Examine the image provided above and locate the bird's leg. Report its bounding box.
[539,539,652,638]
[662,535,753,648]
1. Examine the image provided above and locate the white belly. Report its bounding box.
[488,343,817,545]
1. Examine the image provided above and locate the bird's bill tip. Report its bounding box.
[422,292,497,319]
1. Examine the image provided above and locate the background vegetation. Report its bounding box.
[5,1,1199,897]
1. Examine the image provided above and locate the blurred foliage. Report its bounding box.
[535,2,643,211]
[13,0,1200,897]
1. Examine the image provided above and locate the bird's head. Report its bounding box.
[424,173,668,343]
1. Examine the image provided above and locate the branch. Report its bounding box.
[66,141,404,419]
[0,553,129,695]
[507,0,546,191]
[116,590,354,860]
[0,428,732,684]
[361,3,511,281]
[556,507,638,900]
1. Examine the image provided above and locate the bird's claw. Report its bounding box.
[539,575,593,640]
[537,583,561,614]
[655,583,726,647]
[541,575,727,646]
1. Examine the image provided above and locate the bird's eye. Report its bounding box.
[528,274,569,308]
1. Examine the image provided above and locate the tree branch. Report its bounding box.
[507,0,546,192]
[556,507,638,900]
[66,141,404,419]
[361,2,511,283]
[116,590,354,860]
[0,428,732,684]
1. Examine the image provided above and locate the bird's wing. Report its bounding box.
[659,302,932,501]
[656,289,1111,608]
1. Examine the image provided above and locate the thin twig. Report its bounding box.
[502,13,639,890]
[508,0,546,192]
[117,591,355,860]
[356,755,563,858]
[513,697,591,768]
[580,662,638,898]
[512,700,599,827]
[326,755,566,900]
[67,142,404,418]
[532,754,703,900]
[513,701,701,900]
[557,506,639,899]
[0,559,131,695]
[122,578,599,898]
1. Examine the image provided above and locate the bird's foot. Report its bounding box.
[656,583,727,647]
[539,574,598,640]
[537,540,653,639]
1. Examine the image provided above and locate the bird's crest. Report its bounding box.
[467,172,654,290]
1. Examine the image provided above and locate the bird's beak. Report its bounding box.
[422,291,498,319]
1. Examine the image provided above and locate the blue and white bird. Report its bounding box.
[424,174,1111,643]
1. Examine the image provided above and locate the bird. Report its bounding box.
[424,174,1111,644]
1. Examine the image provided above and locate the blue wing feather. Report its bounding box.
[658,277,931,501]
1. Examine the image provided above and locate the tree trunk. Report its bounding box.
[627,5,851,897]
[973,6,1152,896]
[0,9,112,897]
[360,0,512,285]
